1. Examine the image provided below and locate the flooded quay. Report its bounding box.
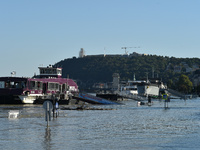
[1,98,200,150]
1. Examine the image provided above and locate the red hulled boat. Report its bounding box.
[0,65,79,104]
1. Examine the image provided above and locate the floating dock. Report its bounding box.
[73,93,120,105]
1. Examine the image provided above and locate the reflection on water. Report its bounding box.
[0,99,200,149]
[44,127,51,150]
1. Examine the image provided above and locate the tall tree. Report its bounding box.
[177,74,193,93]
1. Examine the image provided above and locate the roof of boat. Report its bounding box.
[0,77,78,88]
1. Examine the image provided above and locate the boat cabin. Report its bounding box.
[38,65,62,78]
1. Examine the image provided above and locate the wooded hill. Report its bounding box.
[54,55,200,91]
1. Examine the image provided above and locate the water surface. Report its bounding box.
[1,98,200,150]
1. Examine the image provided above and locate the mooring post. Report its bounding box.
[47,102,50,126]
[43,101,53,127]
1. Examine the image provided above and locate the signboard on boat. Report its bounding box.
[0,81,5,88]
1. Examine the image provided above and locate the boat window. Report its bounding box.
[55,84,59,91]
[62,84,65,92]
[46,69,49,74]
[21,82,26,88]
[0,81,5,88]
[40,69,45,74]
[15,82,21,88]
[2,81,27,89]
[30,81,36,89]
[57,70,61,75]
[37,82,43,90]
[10,82,15,88]
[48,83,60,91]
[53,69,57,74]
[130,88,137,90]
[5,82,9,88]
[48,83,54,90]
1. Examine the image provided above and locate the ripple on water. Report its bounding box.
[0,99,200,149]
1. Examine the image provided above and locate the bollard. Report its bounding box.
[43,101,53,126]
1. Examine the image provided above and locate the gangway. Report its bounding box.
[165,89,186,99]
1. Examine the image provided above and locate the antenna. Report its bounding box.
[121,47,132,55]
[121,46,140,55]
[133,73,136,81]
[152,67,154,78]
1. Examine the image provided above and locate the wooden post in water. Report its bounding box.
[47,102,50,126]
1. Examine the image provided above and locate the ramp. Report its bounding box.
[165,89,186,99]
[73,93,120,105]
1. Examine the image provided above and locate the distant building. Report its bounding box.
[112,73,120,90]
[143,53,148,56]
[166,62,199,73]
[79,48,85,58]
[181,62,199,73]
[129,52,147,57]
[85,54,121,57]
[174,65,182,73]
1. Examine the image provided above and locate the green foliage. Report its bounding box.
[177,74,193,93]
[167,79,173,89]
[54,55,200,90]
[195,85,200,95]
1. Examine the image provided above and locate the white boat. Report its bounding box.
[120,80,139,95]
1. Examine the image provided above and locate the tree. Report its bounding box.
[177,74,193,93]
[167,79,173,88]
[196,85,200,95]
[54,55,200,90]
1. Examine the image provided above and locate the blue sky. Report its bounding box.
[0,0,200,77]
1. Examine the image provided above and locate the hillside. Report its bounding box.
[54,55,200,90]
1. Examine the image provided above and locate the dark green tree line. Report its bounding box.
[54,55,200,92]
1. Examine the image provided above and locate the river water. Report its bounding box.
[1,98,200,150]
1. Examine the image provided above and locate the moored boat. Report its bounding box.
[120,80,139,95]
[0,65,79,104]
